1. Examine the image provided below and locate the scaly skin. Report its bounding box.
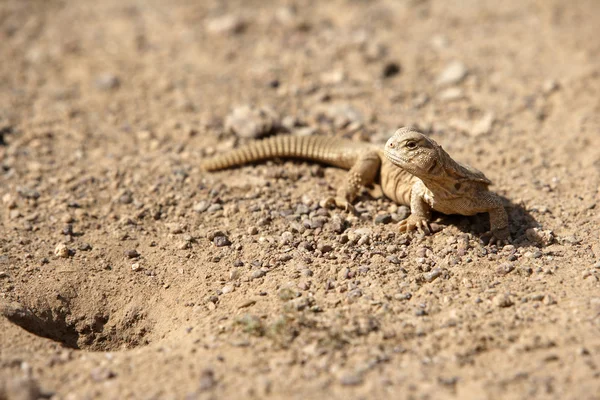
[201,128,510,244]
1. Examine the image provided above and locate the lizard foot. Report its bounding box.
[482,227,511,247]
[398,215,432,235]
[321,196,355,213]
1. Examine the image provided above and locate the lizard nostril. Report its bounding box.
[388,142,395,148]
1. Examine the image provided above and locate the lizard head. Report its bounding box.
[384,127,442,178]
[384,127,492,186]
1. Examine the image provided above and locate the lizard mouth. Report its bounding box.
[384,149,409,167]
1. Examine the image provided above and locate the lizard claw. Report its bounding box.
[482,227,511,247]
[398,215,432,235]
[321,197,355,213]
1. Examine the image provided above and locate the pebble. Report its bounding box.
[125,249,140,259]
[493,294,514,308]
[17,187,40,200]
[424,267,442,282]
[339,373,363,386]
[469,112,495,136]
[250,270,265,279]
[382,61,401,78]
[225,105,279,139]
[193,201,210,213]
[386,255,401,264]
[90,367,116,381]
[525,228,554,246]
[94,73,120,90]
[438,87,464,101]
[317,242,333,253]
[436,61,467,86]
[496,263,515,275]
[131,263,142,271]
[206,15,246,35]
[54,243,70,258]
[78,243,92,251]
[374,214,392,224]
[207,203,223,213]
[213,236,231,247]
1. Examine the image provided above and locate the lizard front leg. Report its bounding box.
[398,181,433,234]
[483,195,510,246]
[323,151,381,210]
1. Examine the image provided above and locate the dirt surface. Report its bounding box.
[1,0,600,398]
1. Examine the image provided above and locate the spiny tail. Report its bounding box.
[201,135,364,171]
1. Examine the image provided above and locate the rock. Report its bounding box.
[470,112,495,136]
[125,249,140,259]
[374,214,392,224]
[250,270,265,279]
[54,243,70,258]
[438,87,464,101]
[17,187,40,200]
[436,61,468,86]
[382,61,401,78]
[213,235,231,247]
[225,105,279,139]
[424,267,442,282]
[207,203,223,213]
[193,200,210,213]
[206,15,246,35]
[94,73,120,90]
[493,293,514,308]
[525,228,554,246]
[339,373,363,386]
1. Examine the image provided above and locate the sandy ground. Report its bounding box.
[1,0,600,399]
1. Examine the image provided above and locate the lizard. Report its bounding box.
[201,127,510,244]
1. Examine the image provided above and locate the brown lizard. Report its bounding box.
[201,127,510,244]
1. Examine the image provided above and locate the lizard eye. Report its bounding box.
[405,140,418,150]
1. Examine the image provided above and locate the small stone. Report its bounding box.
[469,112,495,136]
[125,249,140,259]
[340,373,363,386]
[317,243,333,253]
[131,263,142,271]
[386,255,401,264]
[525,228,554,246]
[206,15,246,35]
[78,243,92,251]
[496,263,515,275]
[493,294,514,308]
[0,272,8,279]
[438,87,464,101]
[436,61,467,86]
[90,368,116,381]
[374,214,392,224]
[17,187,40,200]
[382,62,401,78]
[424,267,442,282]
[94,74,120,90]
[207,203,223,213]
[193,201,210,213]
[225,105,279,139]
[54,243,70,258]
[543,294,557,305]
[280,231,294,244]
[222,285,234,294]
[247,226,258,235]
[213,236,231,247]
[250,270,265,279]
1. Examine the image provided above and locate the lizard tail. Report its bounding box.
[201,135,362,171]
